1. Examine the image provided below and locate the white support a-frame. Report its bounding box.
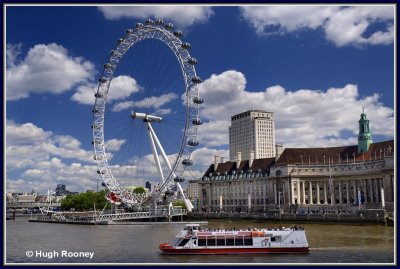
[144,119,194,212]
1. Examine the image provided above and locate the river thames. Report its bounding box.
[6,216,395,264]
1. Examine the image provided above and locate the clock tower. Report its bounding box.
[358,108,373,154]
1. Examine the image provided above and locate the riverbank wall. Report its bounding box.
[188,209,393,225]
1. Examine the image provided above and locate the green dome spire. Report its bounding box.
[358,107,373,154]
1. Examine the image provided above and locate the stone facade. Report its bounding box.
[198,140,394,213]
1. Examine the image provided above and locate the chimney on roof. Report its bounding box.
[214,155,220,170]
[249,150,254,167]
[236,152,242,168]
[275,144,284,161]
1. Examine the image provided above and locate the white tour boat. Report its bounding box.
[159,223,309,254]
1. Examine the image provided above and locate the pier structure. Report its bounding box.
[29,205,186,224]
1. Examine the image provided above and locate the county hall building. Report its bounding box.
[198,111,394,213]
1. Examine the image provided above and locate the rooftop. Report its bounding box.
[275,139,394,165]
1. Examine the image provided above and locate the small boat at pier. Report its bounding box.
[159,223,309,254]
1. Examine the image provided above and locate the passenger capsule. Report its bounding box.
[126,29,134,34]
[97,169,106,174]
[101,182,107,187]
[181,42,192,49]
[173,31,183,38]
[174,176,185,183]
[193,96,204,104]
[99,77,108,83]
[188,139,199,147]
[145,19,154,24]
[188,58,198,65]
[95,92,104,98]
[136,23,144,28]
[103,63,114,69]
[93,155,103,160]
[192,118,202,125]
[191,76,202,83]
[182,159,193,166]
[111,51,122,58]
[164,23,174,29]
[155,19,164,25]
[92,109,100,114]
[91,124,100,130]
[165,189,174,195]
[117,38,124,44]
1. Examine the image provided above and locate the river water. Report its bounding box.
[6,216,395,264]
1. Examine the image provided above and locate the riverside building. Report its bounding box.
[199,111,394,213]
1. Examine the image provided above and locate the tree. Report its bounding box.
[133,186,146,194]
[172,200,187,210]
[61,190,110,211]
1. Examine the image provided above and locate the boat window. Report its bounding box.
[235,238,244,246]
[271,236,281,242]
[198,239,207,246]
[216,239,225,246]
[178,238,190,246]
[244,238,253,246]
[172,238,181,246]
[226,238,235,246]
[207,238,216,246]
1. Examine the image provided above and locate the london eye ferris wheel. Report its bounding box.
[92,19,203,211]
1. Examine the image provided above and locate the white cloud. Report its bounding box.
[6,43,95,101]
[98,6,214,29]
[4,120,216,193]
[198,70,394,149]
[6,121,94,172]
[71,75,141,105]
[105,139,126,152]
[240,5,394,47]
[6,43,22,68]
[112,92,178,112]
[6,121,51,145]
[5,121,101,193]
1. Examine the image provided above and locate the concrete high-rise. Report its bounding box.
[229,110,275,161]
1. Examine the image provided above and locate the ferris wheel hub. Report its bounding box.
[131,111,162,122]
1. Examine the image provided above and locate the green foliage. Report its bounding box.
[61,190,110,211]
[172,200,187,210]
[133,186,146,194]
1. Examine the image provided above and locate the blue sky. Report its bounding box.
[5,5,395,193]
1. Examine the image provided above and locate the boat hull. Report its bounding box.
[159,244,309,255]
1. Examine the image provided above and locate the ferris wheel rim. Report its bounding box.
[92,21,202,206]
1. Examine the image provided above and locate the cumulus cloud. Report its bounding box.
[71,75,141,105]
[240,5,394,47]
[98,6,214,29]
[6,121,94,171]
[112,92,177,112]
[5,121,101,193]
[198,70,394,149]
[4,119,224,193]
[105,139,126,152]
[6,43,95,101]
